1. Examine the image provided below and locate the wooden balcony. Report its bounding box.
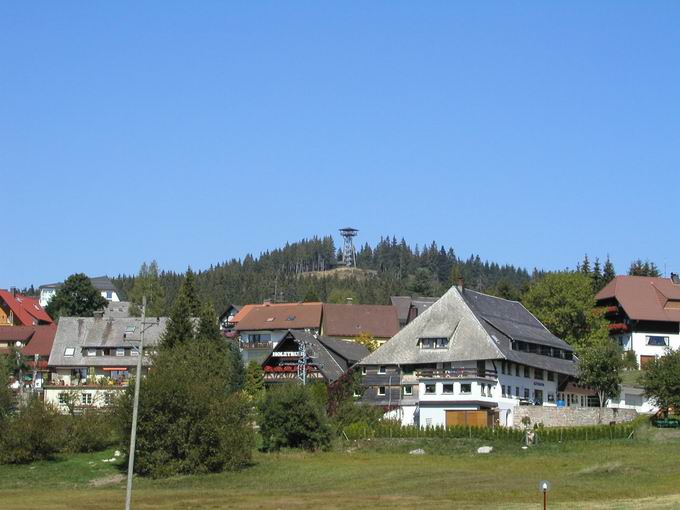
[415,368,498,380]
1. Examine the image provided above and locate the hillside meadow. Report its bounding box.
[2,425,680,509]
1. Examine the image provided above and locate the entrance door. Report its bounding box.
[640,355,655,368]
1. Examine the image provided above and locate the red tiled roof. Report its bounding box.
[0,290,53,325]
[322,304,400,339]
[0,326,35,343]
[596,276,680,322]
[235,302,323,331]
[22,325,57,357]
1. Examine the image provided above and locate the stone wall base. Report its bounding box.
[513,406,637,428]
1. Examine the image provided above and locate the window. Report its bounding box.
[377,386,386,396]
[501,362,506,375]
[58,392,67,404]
[524,388,530,399]
[64,347,75,357]
[534,369,544,380]
[547,393,555,403]
[131,348,139,357]
[547,371,554,382]
[106,290,113,299]
[116,348,125,357]
[524,366,530,378]
[104,392,115,406]
[378,366,386,374]
[81,393,93,405]
[352,390,361,398]
[460,383,471,394]
[87,349,97,357]
[361,367,367,375]
[647,336,669,347]
[248,334,271,343]
[285,315,296,321]
[515,364,520,377]
[442,383,454,394]
[424,384,436,394]
[515,386,520,397]
[403,385,413,396]
[419,338,449,349]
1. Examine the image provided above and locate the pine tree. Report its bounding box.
[160,287,195,349]
[580,254,591,275]
[603,256,616,285]
[244,361,265,401]
[591,257,603,291]
[196,302,222,343]
[129,260,166,316]
[183,267,201,316]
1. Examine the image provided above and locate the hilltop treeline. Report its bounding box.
[113,236,532,314]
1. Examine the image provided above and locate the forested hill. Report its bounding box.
[113,236,535,314]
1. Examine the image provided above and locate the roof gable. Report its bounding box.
[596,276,680,322]
[322,304,399,339]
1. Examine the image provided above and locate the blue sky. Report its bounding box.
[2,2,679,288]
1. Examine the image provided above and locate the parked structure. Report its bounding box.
[39,275,121,308]
[45,315,167,412]
[321,303,399,346]
[596,275,680,367]
[261,329,369,385]
[360,283,579,428]
[0,288,53,326]
[391,296,438,328]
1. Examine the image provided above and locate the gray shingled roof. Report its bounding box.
[362,286,579,376]
[48,316,168,367]
[40,275,119,292]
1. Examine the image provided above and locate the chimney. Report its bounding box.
[346,297,353,305]
[671,273,680,285]
[10,287,16,298]
[457,277,465,293]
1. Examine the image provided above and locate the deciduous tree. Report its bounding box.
[129,260,165,317]
[45,273,108,319]
[641,349,680,417]
[578,338,623,408]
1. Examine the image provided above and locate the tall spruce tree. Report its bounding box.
[603,256,616,286]
[129,260,166,317]
[197,302,222,343]
[580,254,591,275]
[591,258,603,292]
[183,267,201,317]
[160,281,196,349]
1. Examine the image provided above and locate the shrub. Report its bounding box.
[0,399,63,464]
[63,410,117,453]
[115,340,254,477]
[258,383,332,451]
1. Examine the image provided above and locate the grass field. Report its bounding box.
[2,425,680,509]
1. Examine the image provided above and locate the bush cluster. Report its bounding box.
[258,383,332,451]
[0,399,118,464]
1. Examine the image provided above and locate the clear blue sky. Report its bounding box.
[2,2,679,288]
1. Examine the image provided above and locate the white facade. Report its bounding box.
[608,385,657,414]
[39,287,120,307]
[239,329,302,348]
[614,330,680,366]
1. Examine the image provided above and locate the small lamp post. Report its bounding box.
[33,353,40,392]
[539,480,550,510]
[15,341,23,396]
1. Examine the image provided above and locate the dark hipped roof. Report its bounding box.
[268,330,369,383]
[235,303,322,331]
[596,276,680,322]
[322,304,399,338]
[362,286,578,376]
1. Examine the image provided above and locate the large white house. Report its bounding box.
[39,276,121,308]
[359,283,580,428]
[45,315,167,412]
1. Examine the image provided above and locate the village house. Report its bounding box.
[45,314,167,412]
[321,303,400,346]
[39,275,121,308]
[0,288,54,326]
[233,302,323,363]
[360,283,580,428]
[218,304,242,337]
[0,324,57,389]
[596,274,680,368]
[261,329,369,385]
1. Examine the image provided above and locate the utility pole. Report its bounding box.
[125,295,146,510]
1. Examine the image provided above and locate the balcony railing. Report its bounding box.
[415,368,498,380]
[240,342,273,350]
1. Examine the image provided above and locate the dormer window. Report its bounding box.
[419,337,449,349]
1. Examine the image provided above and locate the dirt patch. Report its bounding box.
[90,474,126,487]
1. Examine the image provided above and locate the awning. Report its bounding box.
[103,367,129,371]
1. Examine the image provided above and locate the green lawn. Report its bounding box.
[2,425,680,509]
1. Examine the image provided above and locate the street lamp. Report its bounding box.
[14,341,23,396]
[539,480,551,509]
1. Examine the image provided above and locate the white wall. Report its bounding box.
[630,330,680,364]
